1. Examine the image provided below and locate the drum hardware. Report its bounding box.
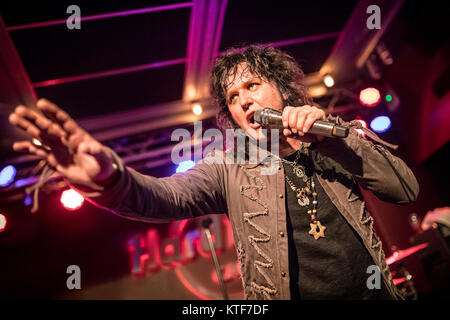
[387,243,429,300]
[386,243,428,266]
[391,267,418,300]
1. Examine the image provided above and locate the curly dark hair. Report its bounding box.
[211,44,313,130]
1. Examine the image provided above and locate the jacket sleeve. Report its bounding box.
[71,149,227,223]
[312,115,419,204]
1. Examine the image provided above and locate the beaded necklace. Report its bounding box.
[279,145,326,240]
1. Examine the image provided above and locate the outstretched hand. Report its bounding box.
[8,99,115,185]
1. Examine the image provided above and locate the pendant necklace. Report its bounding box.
[280,145,326,240]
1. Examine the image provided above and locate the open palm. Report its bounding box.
[8,99,114,184]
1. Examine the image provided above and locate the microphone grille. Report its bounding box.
[254,109,263,123]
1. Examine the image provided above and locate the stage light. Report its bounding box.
[323,74,335,88]
[176,160,195,173]
[60,189,84,211]
[164,244,175,256]
[0,214,6,232]
[359,87,381,107]
[384,87,400,112]
[0,165,16,187]
[192,103,202,115]
[308,85,327,98]
[370,116,391,133]
[24,194,32,206]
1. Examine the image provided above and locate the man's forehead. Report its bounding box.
[225,63,260,91]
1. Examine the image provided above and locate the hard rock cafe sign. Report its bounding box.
[127,214,244,299]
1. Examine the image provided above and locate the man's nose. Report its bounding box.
[239,91,253,110]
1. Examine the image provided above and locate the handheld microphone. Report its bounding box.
[254,108,348,138]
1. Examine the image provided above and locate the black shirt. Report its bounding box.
[282,151,392,300]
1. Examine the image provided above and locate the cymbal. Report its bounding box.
[386,243,428,265]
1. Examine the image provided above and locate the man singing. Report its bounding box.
[8,45,419,300]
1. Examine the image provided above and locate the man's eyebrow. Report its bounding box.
[226,77,260,100]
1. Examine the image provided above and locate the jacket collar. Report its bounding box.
[240,153,281,169]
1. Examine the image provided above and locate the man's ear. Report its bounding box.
[276,85,289,104]
[279,88,288,101]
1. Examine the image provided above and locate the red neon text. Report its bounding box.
[127,215,235,276]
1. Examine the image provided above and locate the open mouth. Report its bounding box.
[247,111,258,124]
[249,113,255,124]
[247,110,260,128]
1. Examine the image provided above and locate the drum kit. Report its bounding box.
[385,210,450,299]
[386,243,428,266]
[386,242,429,299]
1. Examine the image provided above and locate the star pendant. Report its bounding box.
[309,221,326,240]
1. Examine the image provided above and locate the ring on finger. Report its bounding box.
[32,138,51,151]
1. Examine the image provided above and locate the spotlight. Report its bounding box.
[60,189,84,211]
[176,160,195,173]
[0,214,6,232]
[192,103,202,116]
[24,194,32,206]
[0,165,16,187]
[370,116,391,133]
[384,87,400,112]
[308,85,327,98]
[164,244,175,256]
[359,87,381,107]
[323,74,335,88]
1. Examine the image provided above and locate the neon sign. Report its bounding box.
[127,214,244,299]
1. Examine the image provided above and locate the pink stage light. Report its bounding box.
[164,244,175,257]
[359,87,381,107]
[60,189,84,211]
[0,214,7,232]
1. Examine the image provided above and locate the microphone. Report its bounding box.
[254,108,348,138]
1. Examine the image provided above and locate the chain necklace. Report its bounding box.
[280,146,326,240]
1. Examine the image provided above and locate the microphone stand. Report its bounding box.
[202,218,229,300]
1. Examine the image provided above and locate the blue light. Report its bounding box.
[176,160,195,173]
[370,116,391,133]
[0,165,16,187]
[24,194,32,206]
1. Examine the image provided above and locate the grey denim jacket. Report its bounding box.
[78,117,419,300]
